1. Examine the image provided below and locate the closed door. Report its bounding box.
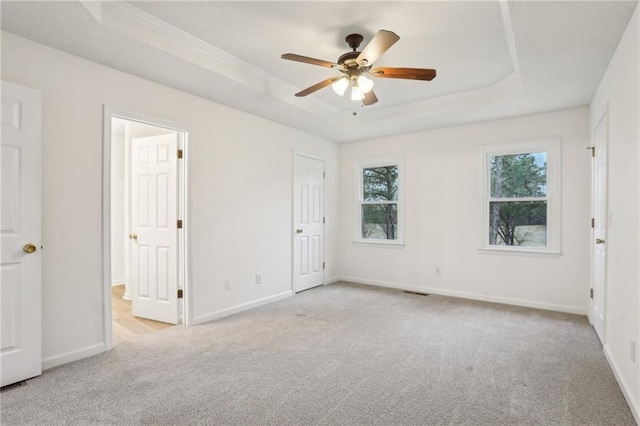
[1,81,42,386]
[130,133,179,324]
[293,154,324,292]
[590,112,608,343]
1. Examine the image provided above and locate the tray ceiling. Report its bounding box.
[1,1,637,142]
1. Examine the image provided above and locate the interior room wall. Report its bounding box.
[590,5,639,419]
[2,31,339,368]
[338,107,591,314]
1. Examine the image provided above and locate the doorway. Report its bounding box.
[103,110,189,349]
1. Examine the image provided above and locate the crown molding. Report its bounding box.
[80,1,342,120]
[80,1,522,140]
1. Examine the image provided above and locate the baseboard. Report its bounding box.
[340,276,586,315]
[324,276,341,285]
[111,281,124,287]
[192,291,293,325]
[42,343,106,371]
[604,345,640,423]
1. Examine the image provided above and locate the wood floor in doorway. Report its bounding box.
[111,285,172,345]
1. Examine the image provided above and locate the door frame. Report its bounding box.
[292,151,325,293]
[101,106,191,350]
[589,104,608,342]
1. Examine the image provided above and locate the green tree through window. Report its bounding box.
[489,153,547,246]
[361,165,398,240]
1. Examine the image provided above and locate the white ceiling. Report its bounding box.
[1,1,637,142]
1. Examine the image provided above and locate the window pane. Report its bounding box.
[363,166,398,202]
[490,152,546,198]
[488,201,547,247]
[362,204,398,240]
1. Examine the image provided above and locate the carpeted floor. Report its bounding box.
[1,282,635,425]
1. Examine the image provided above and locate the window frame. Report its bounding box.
[354,156,405,246]
[478,137,562,257]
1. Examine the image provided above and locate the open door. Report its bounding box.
[130,133,179,324]
[1,81,42,386]
[590,111,608,343]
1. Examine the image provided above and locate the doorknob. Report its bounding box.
[296,229,303,234]
[596,238,605,245]
[129,234,138,240]
[23,243,37,254]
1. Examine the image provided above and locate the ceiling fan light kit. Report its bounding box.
[281,30,437,106]
[331,77,349,96]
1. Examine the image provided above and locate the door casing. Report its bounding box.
[102,106,190,350]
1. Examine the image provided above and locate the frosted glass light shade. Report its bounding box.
[357,76,374,94]
[351,85,364,101]
[332,77,349,96]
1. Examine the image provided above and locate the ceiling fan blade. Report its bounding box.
[371,67,437,81]
[363,90,378,106]
[356,30,400,67]
[295,77,341,97]
[281,53,342,69]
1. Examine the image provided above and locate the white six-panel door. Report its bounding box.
[1,81,42,386]
[591,111,608,343]
[131,134,179,324]
[293,154,324,293]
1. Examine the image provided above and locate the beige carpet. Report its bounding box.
[1,282,635,425]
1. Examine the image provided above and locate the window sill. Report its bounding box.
[477,247,562,258]
[352,239,405,247]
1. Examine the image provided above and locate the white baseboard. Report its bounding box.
[324,276,341,285]
[340,276,586,315]
[604,345,640,423]
[42,343,106,370]
[111,281,124,287]
[192,291,293,325]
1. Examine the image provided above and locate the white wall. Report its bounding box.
[1,32,339,367]
[590,5,639,420]
[338,107,591,314]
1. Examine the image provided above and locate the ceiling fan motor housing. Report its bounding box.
[339,34,365,68]
[338,51,360,67]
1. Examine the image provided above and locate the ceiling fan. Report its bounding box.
[281,30,437,106]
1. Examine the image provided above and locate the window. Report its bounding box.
[480,138,561,255]
[355,157,404,245]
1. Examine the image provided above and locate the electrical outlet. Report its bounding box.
[631,340,636,363]
[256,274,262,285]
[225,280,231,291]
[435,266,441,275]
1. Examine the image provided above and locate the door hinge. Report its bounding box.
[590,288,593,299]
[587,146,595,157]
[323,217,325,224]
[591,218,595,228]
[323,171,326,179]
[177,149,183,159]
[177,289,183,299]
[323,262,325,270]
[177,219,183,229]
